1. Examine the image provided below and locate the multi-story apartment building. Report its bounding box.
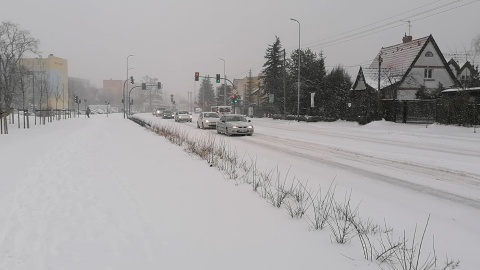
[21,54,69,110]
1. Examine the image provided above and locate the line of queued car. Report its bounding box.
[153,108,254,136]
[197,112,254,136]
[153,108,175,119]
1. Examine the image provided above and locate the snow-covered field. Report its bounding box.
[1,113,479,269]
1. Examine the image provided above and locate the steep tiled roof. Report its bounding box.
[369,36,429,78]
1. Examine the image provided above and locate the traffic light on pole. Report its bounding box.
[194,72,199,81]
[141,83,146,90]
[216,74,221,83]
[74,96,78,103]
[130,76,134,84]
[157,82,162,89]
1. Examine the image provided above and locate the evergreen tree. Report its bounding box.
[197,77,215,111]
[324,66,352,119]
[262,36,283,115]
[288,49,327,116]
[215,84,232,105]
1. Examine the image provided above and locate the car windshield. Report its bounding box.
[178,111,189,114]
[226,116,246,122]
[205,113,219,118]
[164,111,172,114]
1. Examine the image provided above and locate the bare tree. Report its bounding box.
[0,21,39,133]
[142,75,159,112]
[15,64,30,127]
[472,34,480,65]
[53,75,64,120]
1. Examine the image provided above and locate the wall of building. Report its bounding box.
[399,42,455,100]
[45,55,69,109]
[21,55,69,109]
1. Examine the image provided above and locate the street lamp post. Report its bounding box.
[220,58,226,106]
[193,81,196,112]
[32,61,36,125]
[125,54,134,118]
[290,18,301,120]
[105,101,109,117]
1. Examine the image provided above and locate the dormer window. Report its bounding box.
[425,51,433,57]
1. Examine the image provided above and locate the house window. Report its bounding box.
[424,68,433,79]
[425,51,433,57]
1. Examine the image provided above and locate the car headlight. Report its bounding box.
[247,125,253,128]
[205,120,209,123]
[232,126,238,129]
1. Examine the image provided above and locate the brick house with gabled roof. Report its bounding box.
[352,34,460,100]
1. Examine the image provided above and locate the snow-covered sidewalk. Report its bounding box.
[1,114,373,270]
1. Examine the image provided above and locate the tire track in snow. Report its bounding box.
[246,134,480,210]
[256,121,480,158]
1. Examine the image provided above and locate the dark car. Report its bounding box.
[162,110,174,119]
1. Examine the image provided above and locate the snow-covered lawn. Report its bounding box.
[1,113,479,269]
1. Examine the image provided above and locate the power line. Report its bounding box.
[231,0,479,78]
[301,0,447,48]
[306,0,467,50]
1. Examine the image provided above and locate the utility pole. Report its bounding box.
[32,67,36,125]
[283,49,286,119]
[220,58,226,106]
[290,18,301,120]
[378,53,383,117]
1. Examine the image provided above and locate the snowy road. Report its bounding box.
[140,114,480,210]
[246,133,480,209]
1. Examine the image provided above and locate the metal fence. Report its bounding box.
[382,99,479,126]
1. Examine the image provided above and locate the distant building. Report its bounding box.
[103,79,124,108]
[21,54,69,109]
[233,74,262,105]
[103,79,123,96]
[447,59,479,88]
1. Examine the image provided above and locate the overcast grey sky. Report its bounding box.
[2,0,479,98]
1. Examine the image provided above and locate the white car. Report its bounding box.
[197,112,220,129]
[174,110,192,122]
[216,114,253,136]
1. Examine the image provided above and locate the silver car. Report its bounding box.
[175,110,192,122]
[216,114,253,136]
[197,112,220,129]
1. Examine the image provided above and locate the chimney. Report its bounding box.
[402,33,412,43]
